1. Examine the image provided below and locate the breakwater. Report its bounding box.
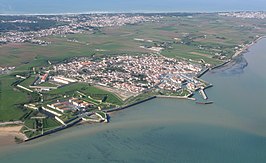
[197,68,210,78]
[105,94,198,114]
[156,95,196,101]
[105,96,156,113]
[82,117,102,123]
[210,60,231,70]
[199,89,208,100]
[156,95,186,99]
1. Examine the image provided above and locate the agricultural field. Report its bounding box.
[1,14,266,68]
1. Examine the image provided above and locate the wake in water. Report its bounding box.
[210,56,248,76]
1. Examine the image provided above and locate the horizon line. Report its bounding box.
[0,10,263,16]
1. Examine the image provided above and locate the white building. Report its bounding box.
[53,76,77,84]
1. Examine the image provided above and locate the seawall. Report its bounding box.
[25,118,82,142]
[210,60,230,70]
[211,36,266,71]
[197,68,210,78]
[156,95,187,99]
[105,96,156,113]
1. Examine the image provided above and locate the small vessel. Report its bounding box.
[196,101,213,105]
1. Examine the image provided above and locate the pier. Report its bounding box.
[199,89,208,100]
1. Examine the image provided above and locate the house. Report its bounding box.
[49,102,71,113]
[41,73,48,83]
[69,98,93,108]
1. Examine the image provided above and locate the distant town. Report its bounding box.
[0,14,161,45]
[1,11,266,46]
[219,11,266,19]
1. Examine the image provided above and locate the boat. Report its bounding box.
[196,101,213,105]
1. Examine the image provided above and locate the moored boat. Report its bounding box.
[196,101,213,105]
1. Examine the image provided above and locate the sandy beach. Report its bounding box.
[0,126,26,146]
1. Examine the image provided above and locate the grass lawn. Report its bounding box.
[59,113,77,123]
[43,118,61,130]
[19,76,36,88]
[39,82,57,87]
[48,83,123,105]
[174,89,191,96]
[22,117,61,138]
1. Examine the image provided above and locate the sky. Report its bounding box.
[0,0,266,14]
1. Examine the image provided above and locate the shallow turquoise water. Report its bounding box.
[0,39,266,163]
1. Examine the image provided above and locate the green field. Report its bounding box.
[39,82,57,87]
[47,83,123,106]
[162,44,223,65]
[168,88,192,97]
[19,76,36,88]
[0,75,31,121]
[22,117,61,138]
[43,118,61,130]
[1,14,266,68]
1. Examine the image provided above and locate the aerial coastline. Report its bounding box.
[232,36,265,59]
[1,11,266,144]
[210,35,266,71]
[2,0,266,161]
